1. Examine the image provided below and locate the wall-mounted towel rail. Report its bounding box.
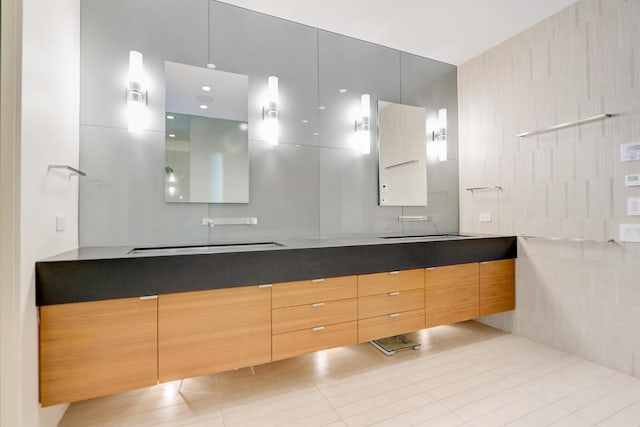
[465,186,502,192]
[517,113,613,138]
[398,216,429,222]
[520,234,615,244]
[385,159,419,170]
[48,165,86,176]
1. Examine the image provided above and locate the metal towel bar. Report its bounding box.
[465,186,502,192]
[520,234,615,244]
[48,165,86,176]
[517,113,613,138]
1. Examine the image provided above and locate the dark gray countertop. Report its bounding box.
[36,233,517,306]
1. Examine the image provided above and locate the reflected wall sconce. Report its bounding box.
[355,93,370,154]
[431,108,447,161]
[126,50,147,132]
[263,75,279,145]
[165,166,177,196]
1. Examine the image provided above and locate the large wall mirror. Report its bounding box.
[164,61,249,203]
[377,101,427,206]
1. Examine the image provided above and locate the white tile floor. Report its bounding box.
[58,322,640,427]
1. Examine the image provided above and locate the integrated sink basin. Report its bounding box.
[128,242,284,255]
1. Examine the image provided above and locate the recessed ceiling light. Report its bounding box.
[166,115,175,120]
[318,106,326,110]
[202,85,212,92]
[199,104,208,109]
[206,63,216,69]
[313,132,319,136]
[339,88,347,93]
[301,119,309,124]
[168,134,175,138]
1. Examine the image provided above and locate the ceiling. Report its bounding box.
[218,0,578,65]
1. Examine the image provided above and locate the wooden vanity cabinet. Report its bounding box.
[425,263,479,327]
[39,296,158,407]
[357,269,425,342]
[479,259,515,316]
[271,276,358,360]
[158,285,271,383]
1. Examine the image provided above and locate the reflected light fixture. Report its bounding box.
[432,108,447,161]
[355,94,371,155]
[263,75,279,145]
[126,50,147,132]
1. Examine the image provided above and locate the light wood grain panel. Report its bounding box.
[272,298,357,335]
[479,259,515,282]
[272,321,357,361]
[479,260,515,316]
[358,309,425,343]
[158,286,271,383]
[426,283,479,312]
[358,289,425,319]
[357,269,424,297]
[39,297,158,406]
[425,263,479,289]
[426,305,479,328]
[272,276,357,308]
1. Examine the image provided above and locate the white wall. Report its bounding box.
[1,0,22,425]
[12,0,81,425]
[458,0,640,377]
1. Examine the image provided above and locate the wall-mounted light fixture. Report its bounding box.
[431,108,447,161]
[126,50,147,132]
[355,93,370,154]
[263,75,279,145]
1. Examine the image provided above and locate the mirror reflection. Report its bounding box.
[377,101,427,206]
[164,61,249,203]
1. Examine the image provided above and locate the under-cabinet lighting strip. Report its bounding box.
[517,113,612,138]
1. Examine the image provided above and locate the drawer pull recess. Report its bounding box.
[311,278,325,283]
[311,302,325,308]
[388,313,400,318]
[388,291,400,296]
[312,326,325,332]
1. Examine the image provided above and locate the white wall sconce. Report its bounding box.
[431,108,447,161]
[126,50,147,132]
[263,75,279,145]
[355,93,371,154]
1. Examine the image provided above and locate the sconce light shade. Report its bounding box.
[264,75,279,145]
[127,50,147,132]
[432,108,447,162]
[356,93,371,155]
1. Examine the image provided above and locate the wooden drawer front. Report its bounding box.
[426,305,479,328]
[158,286,271,383]
[272,321,357,361]
[272,276,357,308]
[358,269,424,297]
[40,297,158,406]
[426,283,478,313]
[358,309,425,343]
[272,298,357,335]
[358,289,425,319]
[480,277,515,316]
[480,259,515,281]
[425,263,478,289]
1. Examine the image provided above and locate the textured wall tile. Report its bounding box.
[459,0,640,378]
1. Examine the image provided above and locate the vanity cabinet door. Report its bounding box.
[425,263,479,327]
[39,296,158,407]
[479,259,515,316]
[158,285,271,383]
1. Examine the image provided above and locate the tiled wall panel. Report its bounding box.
[458,0,640,377]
